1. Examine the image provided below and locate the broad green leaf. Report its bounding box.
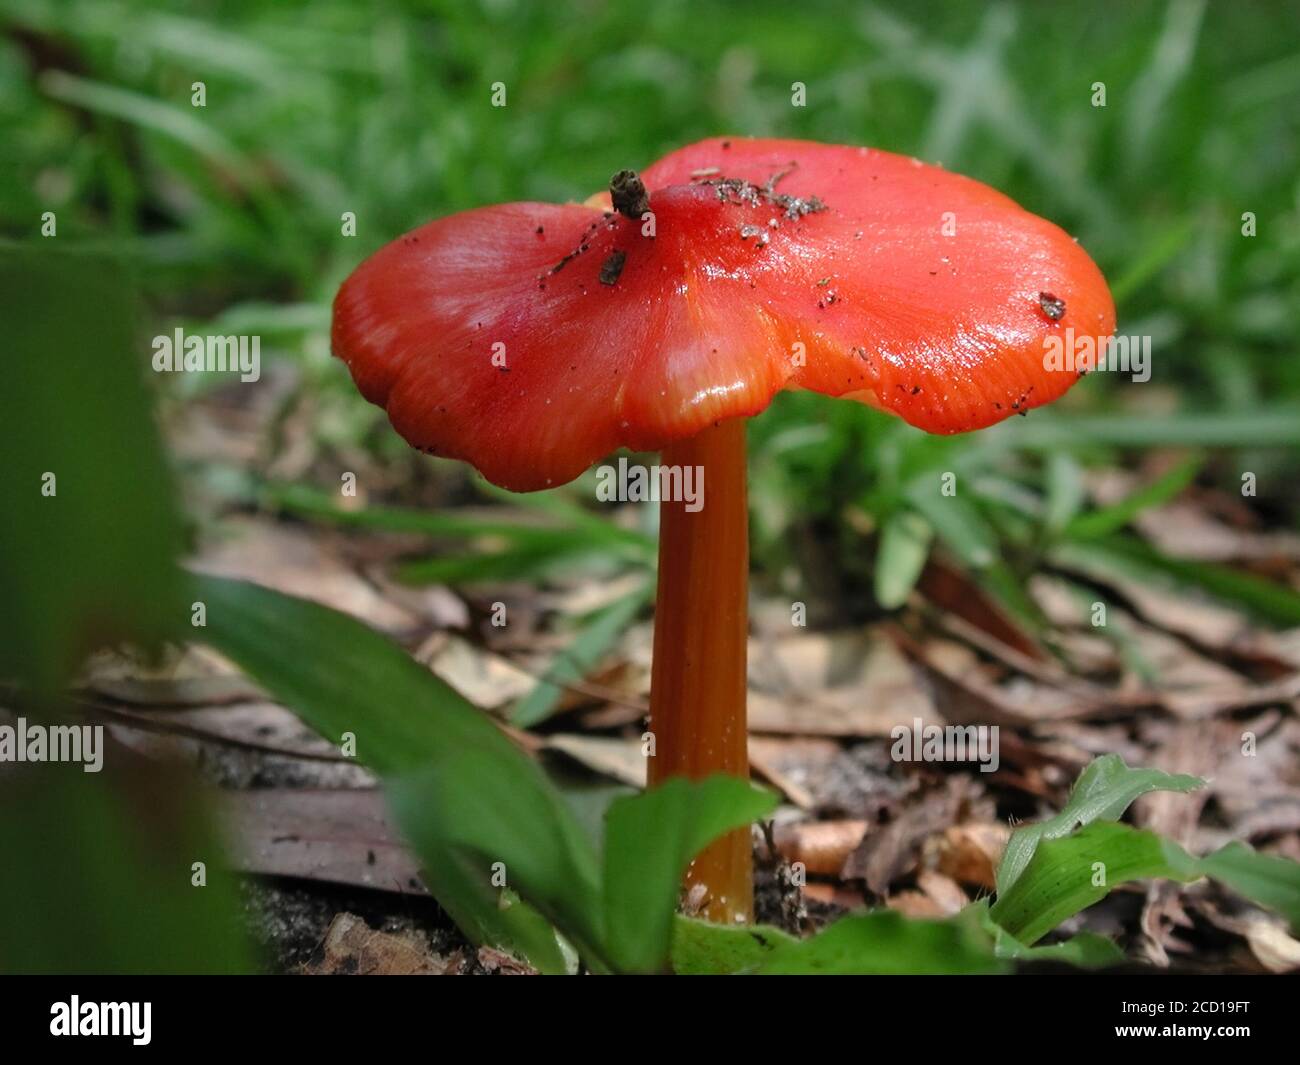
[511,582,652,727]
[602,777,778,973]
[874,510,933,609]
[754,909,1007,975]
[969,898,1124,968]
[0,246,250,974]
[991,822,1204,944]
[670,915,798,975]
[1199,841,1300,932]
[0,244,186,695]
[192,574,605,972]
[0,760,254,974]
[996,928,1126,968]
[996,754,1203,895]
[1062,453,1202,541]
[992,823,1300,945]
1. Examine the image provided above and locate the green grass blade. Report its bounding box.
[1062,453,1202,541]
[874,510,933,609]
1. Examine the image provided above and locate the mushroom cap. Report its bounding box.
[332,137,1114,491]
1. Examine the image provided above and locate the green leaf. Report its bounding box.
[511,583,652,727]
[1001,410,1300,451]
[0,244,186,695]
[1062,453,1202,541]
[475,479,657,553]
[874,510,933,609]
[262,481,586,540]
[970,897,1124,968]
[996,754,1203,895]
[192,574,605,972]
[602,777,778,973]
[396,542,611,584]
[264,480,654,556]
[754,909,1007,975]
[1054,536,1300,626]
[670,915,798,975]
[984,913,1125,968]
[1199,841,1300,933]
[905,479,998,568]
[992,823,1300,945]
[0,246,250,974]
[0,761,255,974]
[1043,452,1086,533]
[1108,217,1196,304]
[991,823,1204,944]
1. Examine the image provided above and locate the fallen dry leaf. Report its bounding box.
[221,789,427,896]
[304,913,450,975]
[842,776,992,894]
[748,628,933,737]
[931,821,1009,890]
[772,820,868,877]
[190,518,419,633]
[545,733,646,787]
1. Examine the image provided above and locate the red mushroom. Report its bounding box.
[332,137,1115,925]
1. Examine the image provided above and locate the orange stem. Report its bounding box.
[648,417,751,924]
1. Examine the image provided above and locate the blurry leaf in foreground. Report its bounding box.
[602,776,778,973]
[995,754,1203,895]
[673,908,1005,974]
[755,909,1006,975]
[0,758,253,974]
[192,573,603,973]
[671,915,797,975]
[0,243,185,695]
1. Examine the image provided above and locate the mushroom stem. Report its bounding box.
[648,417,752,924]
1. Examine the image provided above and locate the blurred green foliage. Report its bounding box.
[0,244,252,973]
[3,0,1297,623]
